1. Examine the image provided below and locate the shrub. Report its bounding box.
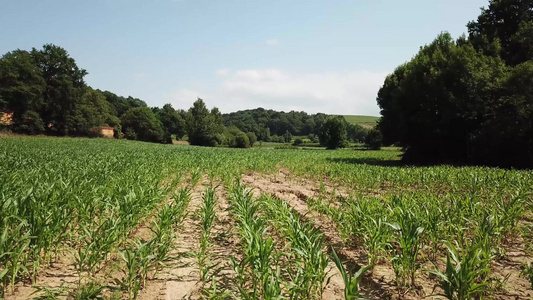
[293,138,303,146]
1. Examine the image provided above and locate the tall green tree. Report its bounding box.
[186,98,223,146]
[67,88,118,136]
[319,116,348,149]
[31,44,88,135]
[121,107,166,143]
[377,33,507,163]
[157,103,186,140]
[468,0,533,65]
[0,49,46,133]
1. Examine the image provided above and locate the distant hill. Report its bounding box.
[342,115,379,128]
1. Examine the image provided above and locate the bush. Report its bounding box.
[293,138,303,146]
[235,132,250,148]
[224,127,250,148]
[307,133,318,143]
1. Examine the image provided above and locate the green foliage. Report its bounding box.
[246,132,257,147]
[468,0,533,66]
[431,241,493,300]
[364,128,382,150]
[156,103,186,140]
[346,123,369,143]
[379,1,533,168]
[31,44,88,135]
[0,49,46,134]
[224,126,250,148]
[223,108,328,138]
[521,262,533,290]
[186,98,224,146]
[319,116,348,149]
[283,130,293,143]
[121,107,166,143]
[99,90,147,117]
[331,248,369,300]
[67,89,115,136]
[0,137,532,299]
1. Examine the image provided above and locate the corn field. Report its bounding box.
[0,137,532,299]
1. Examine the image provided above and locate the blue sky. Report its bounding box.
[1,0,488,116]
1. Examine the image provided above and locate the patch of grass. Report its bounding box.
[342,115,379,128]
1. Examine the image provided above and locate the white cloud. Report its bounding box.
[218,69,386,115]
[167,69,387,116]
[265,39,280,46]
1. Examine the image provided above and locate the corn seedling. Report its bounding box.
[331,247,369,300]
[430,240,493,300]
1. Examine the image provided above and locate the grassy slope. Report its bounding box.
[342,115,379,128]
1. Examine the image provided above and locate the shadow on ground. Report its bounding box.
[327,157,404,167]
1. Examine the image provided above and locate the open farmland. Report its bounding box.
[1,137,532,299]
[341,115,379,128]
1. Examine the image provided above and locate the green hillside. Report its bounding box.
[342,115,379,128]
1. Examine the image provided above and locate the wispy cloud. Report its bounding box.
[168,68,386,116]
[217,69,386,115]
[265,39,280,46]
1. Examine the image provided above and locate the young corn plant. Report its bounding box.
[228,183,283,299]
[331,247,370,300]
[363,217,390,268]
[260,194,329,299]
[430,240,493,300]
[114,240,155,300]
[0,219,32,295]
[387,207,424,287]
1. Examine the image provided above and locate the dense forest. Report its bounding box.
[378,0,533,168]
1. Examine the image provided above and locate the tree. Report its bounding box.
[186,98,223,146]
[365,128,383,150]
[31,44,88,135]
[157,103,186,140]
[473,61,533,167]
[66,89,113,136]
[319,116,348,149]
[468,0,533,66]
[121,107,166,143]
[346,123,369,143]
[377,33,507,164]
[0,49,46,133]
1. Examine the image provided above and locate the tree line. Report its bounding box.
[0,46,378,149]
[378,0,533,168]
